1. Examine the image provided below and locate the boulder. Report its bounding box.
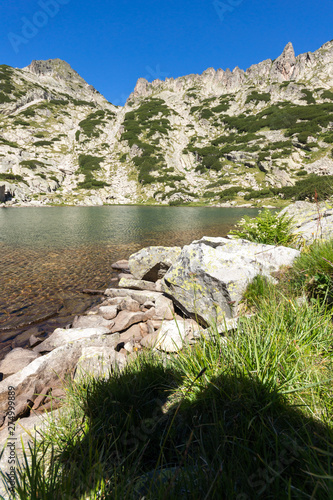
[0,348,39,377]
[111,310,147,333]
[119,324,142,343]
[98,305,118,320]
[119,297,141,312]
[74,347,127,381]
[279,201,333,243]
[34,327,111,353]
[140,332,159,348]
[154,295,174,320]
[153,319,194,352]
[128,246,181,281]
[162,237,299,325]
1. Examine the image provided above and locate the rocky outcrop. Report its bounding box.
[1,39,333,207]
[162,237,300,325]
[280,201,333,243]
[270,42,296,81]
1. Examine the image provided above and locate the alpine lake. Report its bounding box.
[0,206,260,357]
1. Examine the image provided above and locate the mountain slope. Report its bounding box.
[1,41,333,206]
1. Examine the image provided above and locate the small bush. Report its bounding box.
[20,160,44,170]
[229,209,296,246]
[34,140,53,147]
[0,173,26,184]
[245,91,270,104]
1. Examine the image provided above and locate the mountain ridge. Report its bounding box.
[1,40,333,206]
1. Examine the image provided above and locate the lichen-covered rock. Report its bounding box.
[128,246,182,281]
[162,237,299,325]
[280,201,333,243]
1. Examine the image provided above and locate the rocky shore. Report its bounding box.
[0,200,332,490]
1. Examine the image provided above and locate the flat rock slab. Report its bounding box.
[129,246,182,281]
[73,315,114,330]
[105,288,162,304]
[119,277,158,291]
[162,237,299,325]
[34,327,111,353]
[0,348,39,377]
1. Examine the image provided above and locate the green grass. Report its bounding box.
[4,283,333,499]
[289,239,333,303]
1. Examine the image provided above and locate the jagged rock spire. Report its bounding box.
[270,42,296,81]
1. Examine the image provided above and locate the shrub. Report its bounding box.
[245,91,270,104]
[34,140,53,147]
[0,92,11,104]
[20,160,44,170]
[229,209,296,246]
[78,110,106,138]
[77,179,109,189]
[0,173,26,184]
[300,90,316,105]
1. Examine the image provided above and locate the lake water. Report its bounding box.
[0,206,260,354]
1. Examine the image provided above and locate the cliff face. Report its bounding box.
[1,41,333,206]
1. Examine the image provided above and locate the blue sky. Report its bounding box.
[0,0,332,105]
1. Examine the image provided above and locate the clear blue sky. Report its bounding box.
[0,0,332,105]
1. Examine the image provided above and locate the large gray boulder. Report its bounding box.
[280,201,333,244]
[162,237,299,325]
[129,246,181,281]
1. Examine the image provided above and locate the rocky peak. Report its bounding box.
[131,77,150,99]
[25,59,82,82]
[270,42,296,81]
